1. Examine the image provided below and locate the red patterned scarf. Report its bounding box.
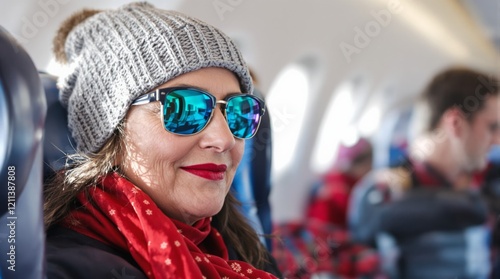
[63,173,277,279]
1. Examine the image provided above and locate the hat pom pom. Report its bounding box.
[53,9,101,63]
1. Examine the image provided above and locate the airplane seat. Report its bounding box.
[0,27,46,279]
[377,226,490,279]
[349,171,491,279]
[388,141,408,168]
[386,107,412,168]
[481,147,500,277]
[347,172,381,245]
[231,88,273,250]
[40,73,76,182]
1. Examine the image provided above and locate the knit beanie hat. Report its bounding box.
[54,2,253,154]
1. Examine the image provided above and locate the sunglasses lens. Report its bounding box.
[163,89,214,135]
[226,95,262,138]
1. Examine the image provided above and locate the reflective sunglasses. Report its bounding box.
[131,87,265,139]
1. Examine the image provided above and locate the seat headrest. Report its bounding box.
[0,27,46,207]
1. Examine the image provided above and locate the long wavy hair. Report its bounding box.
[43,123,269,269]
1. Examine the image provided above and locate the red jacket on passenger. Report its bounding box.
[307,172,359,228]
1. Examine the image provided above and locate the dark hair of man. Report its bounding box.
[422,68,499,131]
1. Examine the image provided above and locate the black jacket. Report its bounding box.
[46,226,283,279]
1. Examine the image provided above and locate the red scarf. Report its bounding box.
[63,173,277,279]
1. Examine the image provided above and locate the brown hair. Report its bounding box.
[43,124,269,269]
[422,68,499,131]
[44,126,125,227]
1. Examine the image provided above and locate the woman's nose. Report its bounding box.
[198,108,236,152]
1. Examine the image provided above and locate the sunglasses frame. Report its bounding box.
[131,87,266,139]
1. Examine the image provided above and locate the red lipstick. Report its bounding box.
[181,163,227,181]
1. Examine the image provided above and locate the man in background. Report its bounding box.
[349,68,500,279]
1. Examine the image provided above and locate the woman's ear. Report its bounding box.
[442,107,467,137]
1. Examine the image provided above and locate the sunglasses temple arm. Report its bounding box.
[131,90,160,106]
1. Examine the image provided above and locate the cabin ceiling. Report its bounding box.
[459,0,500,54]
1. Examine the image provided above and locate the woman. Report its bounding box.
[44,3,281,278]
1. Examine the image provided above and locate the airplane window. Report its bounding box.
[0,79,7,167]
[358,105,381,137]
[310,82,356,173]
[267,64,309,178]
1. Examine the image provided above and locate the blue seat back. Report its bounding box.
[349,171,492,279]
[0,27,46,279]
[40,73,75,181]
[377,227,490,279]
[231,89,273,250]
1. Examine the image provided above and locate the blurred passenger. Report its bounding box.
[307,137,373,228]
[43,3,282,278]
[272,141,381,278]
[349,68,500,279]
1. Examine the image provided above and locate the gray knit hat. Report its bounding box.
[54,2,253,154]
